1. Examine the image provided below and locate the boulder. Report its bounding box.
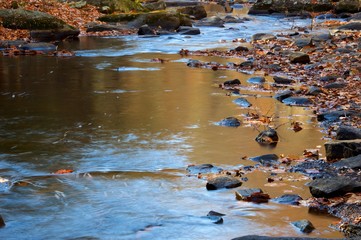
[235,188,270,203]
[335,0,361,13]
[251,33,276,41]
[30,29,80,42]
[325,139,361,161]
[289,52,310,64]
[193,16,225,27]
[336,126,361,140]
[337,22,361,31]
[291,219,315,233]
[255,128,279,144]
[332,154,361,170]
[217,117,242,127]
[233,98,252,108]
[282,96,313,106]
[177,26,200,35]
[247,76,265,85]
[272,194,303,205]
[249,154,279,166]
[307,175,361,197]
[176,5,207,20]
[206,175,242,190]
[186,164,222,174]
[138,24,157,35]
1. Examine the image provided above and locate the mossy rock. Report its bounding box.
[335,0,361,13]
[0,9,74,30]
[98,13,141,22]
[80,0,145,13]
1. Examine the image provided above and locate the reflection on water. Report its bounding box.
[0,15,343,239]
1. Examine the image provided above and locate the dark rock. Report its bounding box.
[223,79,241,86]
[337,22,361,31]
[177,5,207,20]
[335,47,353,53]
[217,117,242,127]
[307,175,361,197]
[316,13,337,19]
[193,16,224,27]
[207,211,225,217]
[290,159,335,178]
[294,38,312,48]
[235,188,270,203]
[239,60,254,68]
[273,76,295,85]
[138,24,156,35]
[272,194,303,205]
[319,75,338,82]
[247,76,265,85]
[206,175,242,190]
[289,52,310,64]
[335,0,361,14]
[143,0,167,11]
[234,46,249,52]
[291,219,315,233]
[223,15,244,23]
[325,139,361,161]
[0,214,5,228]
[0,40,28,49]
[332,154,361,170]
[249,154,279,166]
[30,29,80,42]
[274,89,293,101]
[130,12,192,31]
[317,110,361,122]
[311,33,332,42]
[282,97,313,106]
[232,236,334,240]
[251,33,276,41]
[86,23,126,32]
[306,86,323,96]
[186,164,222,175]
[18,42,57,52]
[336,125,361,140]
[265,64,282,71]
[187,59,202,68]
[233,98,252,108]
[324,82,347,89]
[177,26,200,35]
[255,128,279,144]
[206,211,225,224]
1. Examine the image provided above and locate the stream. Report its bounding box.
[0,7,344,240]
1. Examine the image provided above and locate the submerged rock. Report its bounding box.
[186,164,222,175]
[323,82,347,89]
[233,98,252,108]
[177,26,200,35]
[206,211,225,224]
[291,219,315,233]
[193,16,224,27]
[337,22,361,31]
[282,96,313,106]
[307,176,361,198]
[272,194,303,205]
[18,42,57,52]
[217,117,242,127]
[325,139,361,161]
[206,175,242,190]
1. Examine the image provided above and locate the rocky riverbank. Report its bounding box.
[0,0,360,238]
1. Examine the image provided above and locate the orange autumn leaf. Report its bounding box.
[53,169,74,174]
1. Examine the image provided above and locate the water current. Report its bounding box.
[0,8,344,240]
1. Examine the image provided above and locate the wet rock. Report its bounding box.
[272,194,303,205]
[336,125,361,140]
[217,117,242,127]
[325,139,361,160]
[138,24,157,35]
[223,79,241,86]
[177,26,200,35]
[239,60,254,68]
[206,211,225,224]
[249,154,279,166]
[234,46,249,52]
[193,16,224,27]
[223,15,244,23]
[317,110,361,122]
[273,76,294,85]
[247,76,265,85]
[233,98,252,108]
[235,188,270,203]
[291,219,315,233]
[0,40,28,50]
[332,154,361,170]
[289,52,310,64]
[177,5,207,20]
[186,164,222,174]
[207,210,225,217]
[0,214,4,228]
[282,97,313,106]
[187,59,202,68]
[290,159,335,179]
[337,22,361,31]
[255,128,279,145]
[323,82,347,89]
[30,29,80,42]
[319,75,339,82]
[251,33,276,41]
[18,42,57,52]
[206,175,242,190]
[307,175,361,198]
[86,23,127,32]
[274,89,293,101]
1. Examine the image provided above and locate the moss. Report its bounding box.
[98,13,141,22]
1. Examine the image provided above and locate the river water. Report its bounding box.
[0,9,344,240]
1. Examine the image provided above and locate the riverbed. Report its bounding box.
[0,10,345,239]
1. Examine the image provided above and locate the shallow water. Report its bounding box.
[0,12,344,239]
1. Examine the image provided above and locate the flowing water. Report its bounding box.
[0,9,344,240]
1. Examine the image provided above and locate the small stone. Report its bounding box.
[234,46,249,52]
[251,33,276,41]
[282,97,313,106]
[233,98,252,108]
[0,214,5,228]
[186,164,222,175]
[206,175,242,190]
[255,128,279,144]
[292,219,315,233]
[235,188,270,203]
[272,194,303,205]
[223,79,241,86]
[217,117,242,127]
[289,52,310,64]
[274,89,293,101]
[247,76,265,85]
